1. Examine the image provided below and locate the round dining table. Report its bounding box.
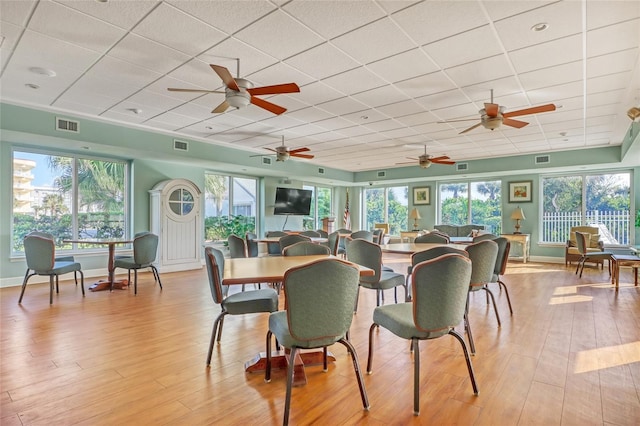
[64,238,133,291]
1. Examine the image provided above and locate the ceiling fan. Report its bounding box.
[397,146,455,169]
[167,64,300,115]
[440,89,556,134]
[253,136,315,162]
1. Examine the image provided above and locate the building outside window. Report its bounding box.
[204,173,257,241]
[438,180,502,234]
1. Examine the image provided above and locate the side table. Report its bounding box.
[500,233,531,263]
[611,254,640,290]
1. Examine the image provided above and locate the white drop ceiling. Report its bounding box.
[1,0,639,172]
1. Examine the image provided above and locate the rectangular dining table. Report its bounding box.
[64,238,133,291]
[222,254,373,386]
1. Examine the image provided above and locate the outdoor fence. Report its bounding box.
[542,210,630,245]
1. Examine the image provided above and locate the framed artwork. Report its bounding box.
[508,181,533,203]
[413,187,431,205]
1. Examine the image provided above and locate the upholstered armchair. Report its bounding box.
[565,226,604,267]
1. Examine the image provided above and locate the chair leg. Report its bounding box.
[464,295,476,355]
[283,346,299,426]
[152,266,163,290]
[216,315,226,343]
[481,286,501,327]
[366,323,379,373]
[497,279,513,314]
[265,330,273,382]
[55,275,59,293]
[49,275,55,305]
[79,270,85,296]
[323,347,328,372]
[339,338,370,410]
[412,338,420,415]
[18,272,36,304]
[207,311,226,365]
[133,269,138,295]
[449,329,479,395]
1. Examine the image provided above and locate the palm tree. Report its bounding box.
[41,193,67,217]
[441,183,467,199]
[205,174,228,216]
[476,182,501,200]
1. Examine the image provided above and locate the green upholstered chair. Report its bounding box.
[464,240,500,354]
[472,233,498,242]
[367,253,478,415]
[266,231,287,255]
[22,231,78,285]
[19,233,85,305]
[346,239,407,310]
[575,231,612,278]
[351,230,373,242]
[414,233,450,244]
[245,232,259,258]
[227,234,247,259]
[265,258,369,425]
[299,230,321,237]
[204,247,279,366]
[282,241,331,256]
[490,237,513,315]
[406,246,468,299]
[327,231,340,256]
[113,232,162,294]
[315,229,329,238]
[278,234,310,254]
[335,229,352,258]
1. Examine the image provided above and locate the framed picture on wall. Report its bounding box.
[508,181,533,203]
[413,187,431,205]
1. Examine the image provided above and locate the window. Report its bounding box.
[363,186,408,235]
[204,173,257,241]
[12,150,128,253]
[542,172,630,245]
[303,185,332,230]
[438,180,502,234]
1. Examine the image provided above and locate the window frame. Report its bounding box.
[303,184,333,230]
[362,185,409,235]
[437,179,503,234]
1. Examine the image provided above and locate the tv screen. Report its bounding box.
[274,187,312,215]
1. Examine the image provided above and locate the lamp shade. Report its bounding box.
[510,207,525,220]
[409,208,421,220]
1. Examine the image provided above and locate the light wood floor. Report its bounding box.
[2,258,639,425]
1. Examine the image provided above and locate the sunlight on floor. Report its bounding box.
[574,341,640,373]
[549,295,593,304]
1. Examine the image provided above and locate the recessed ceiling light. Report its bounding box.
[205,126,213,130]
[559,131,567,137]
[360,115,368,120]
[29,67,56,77]
[25,83,39,89]
[531,22,549,32]
[81,146,90,150]
[127,108,142,114]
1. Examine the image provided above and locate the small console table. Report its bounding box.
[500,233,531,263]
[399,231,421,243]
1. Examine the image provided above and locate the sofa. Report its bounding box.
[433,224,485,238]
[565,226,604,267]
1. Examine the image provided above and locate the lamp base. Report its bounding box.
[513,232,522,234]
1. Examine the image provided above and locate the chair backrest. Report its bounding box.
[300,230,321,237]
[228,234,247,258]
[411,246,468,266]
[327,231,340,255]
[374,223,390,234]
[372,229,383,244]
[245,232,259,258]
[266,231,287,237]
[133,232,159,265]
[283,258,359,343]
[570,226,600,249]
[316,229,329,238]
[412,254,472,332]
[493,237,511,278]
[27,230,55,239]
[345,238,381,283]
[283,241,331,256]
[473,233,497,243]
[204,247,229,304]
[465,240,499,287]
[351,230,373,242]
[279,235,311,253]
[575,231,589,255]
[23,234,55,271]
[336,228,352,234]
[414,233,449,244]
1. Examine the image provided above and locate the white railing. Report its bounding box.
[542,211,631,245]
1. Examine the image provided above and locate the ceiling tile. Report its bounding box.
[423,25,502,69]
[56,0,159,30]
[366,48,439,83]
[286,43,360,80]
[323,66,387,96]
[395,71,456,98]
[0,0,36,26]
[587,19,640,58]
[586,1,640,30]
[519,61,582,91]
[199,38,279,77]
[316,96,368,116]
[587,48,638,78]
[445,54,513,88]
[509,34,582,73]
[107,34,191,75]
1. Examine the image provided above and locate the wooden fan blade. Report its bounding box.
[485,103,499,117]
[247,83,300,96]
[437,118,479,123]
[250,96,287,115]
[288,147,310,154]
[210,64,239,91]
[502,118,529,128]
[503,103,556,118]
[168,88,225,93]
[212,100,230,113]
[290,152,314,159]
[459,122,483,134]
[396,161,417,165]
[429,156,451,162]
[431,159,456,165]
[264,147,278,153]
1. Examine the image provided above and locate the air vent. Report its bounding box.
[318,167,325,175]
[56,117,79,133]
[535,155,550,164]
[456,163,468,171]
[173,139,189,151]
[376,170,386,178]
[262,157,272,165]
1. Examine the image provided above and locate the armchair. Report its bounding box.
[565,226,604,267]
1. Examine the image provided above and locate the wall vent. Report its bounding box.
[376,170,386,178]
[535,155,550,164]
[56,117,79,133]
[456,162,468,171]
[318,167,325,175]
[173,139,189,151]
[262,156,272,165]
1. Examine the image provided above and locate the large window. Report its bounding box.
[303,185,332,230]
[204,173,257,241]
[439,180,502,234]
[363,186,408,235]
[541,172,631,245]
[12,150,128,253]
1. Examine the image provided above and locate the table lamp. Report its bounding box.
[409,208,421,231]
[511,207,525,234]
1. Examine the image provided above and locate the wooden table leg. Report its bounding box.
[89,243,129,291]
[244,349,336,387]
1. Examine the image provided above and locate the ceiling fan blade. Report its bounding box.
[212,100,230,113]
[167,88,225,93]
[484,103,499,117]
[437,118,479,123]
[250,96,287,115]
[290,152,314,159]
[288,147,310,154]
[459,122,483,134]
[429,156,451,162]
[432,159,456,165]
[502,117,529,128]
[503,103,556,118]
[210,64,239,91]
[264,147,278,153]
[247,83,300,96]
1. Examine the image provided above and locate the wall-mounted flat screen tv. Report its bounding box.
[274,187,312,215]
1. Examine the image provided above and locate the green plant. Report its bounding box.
[204,215,256,242]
